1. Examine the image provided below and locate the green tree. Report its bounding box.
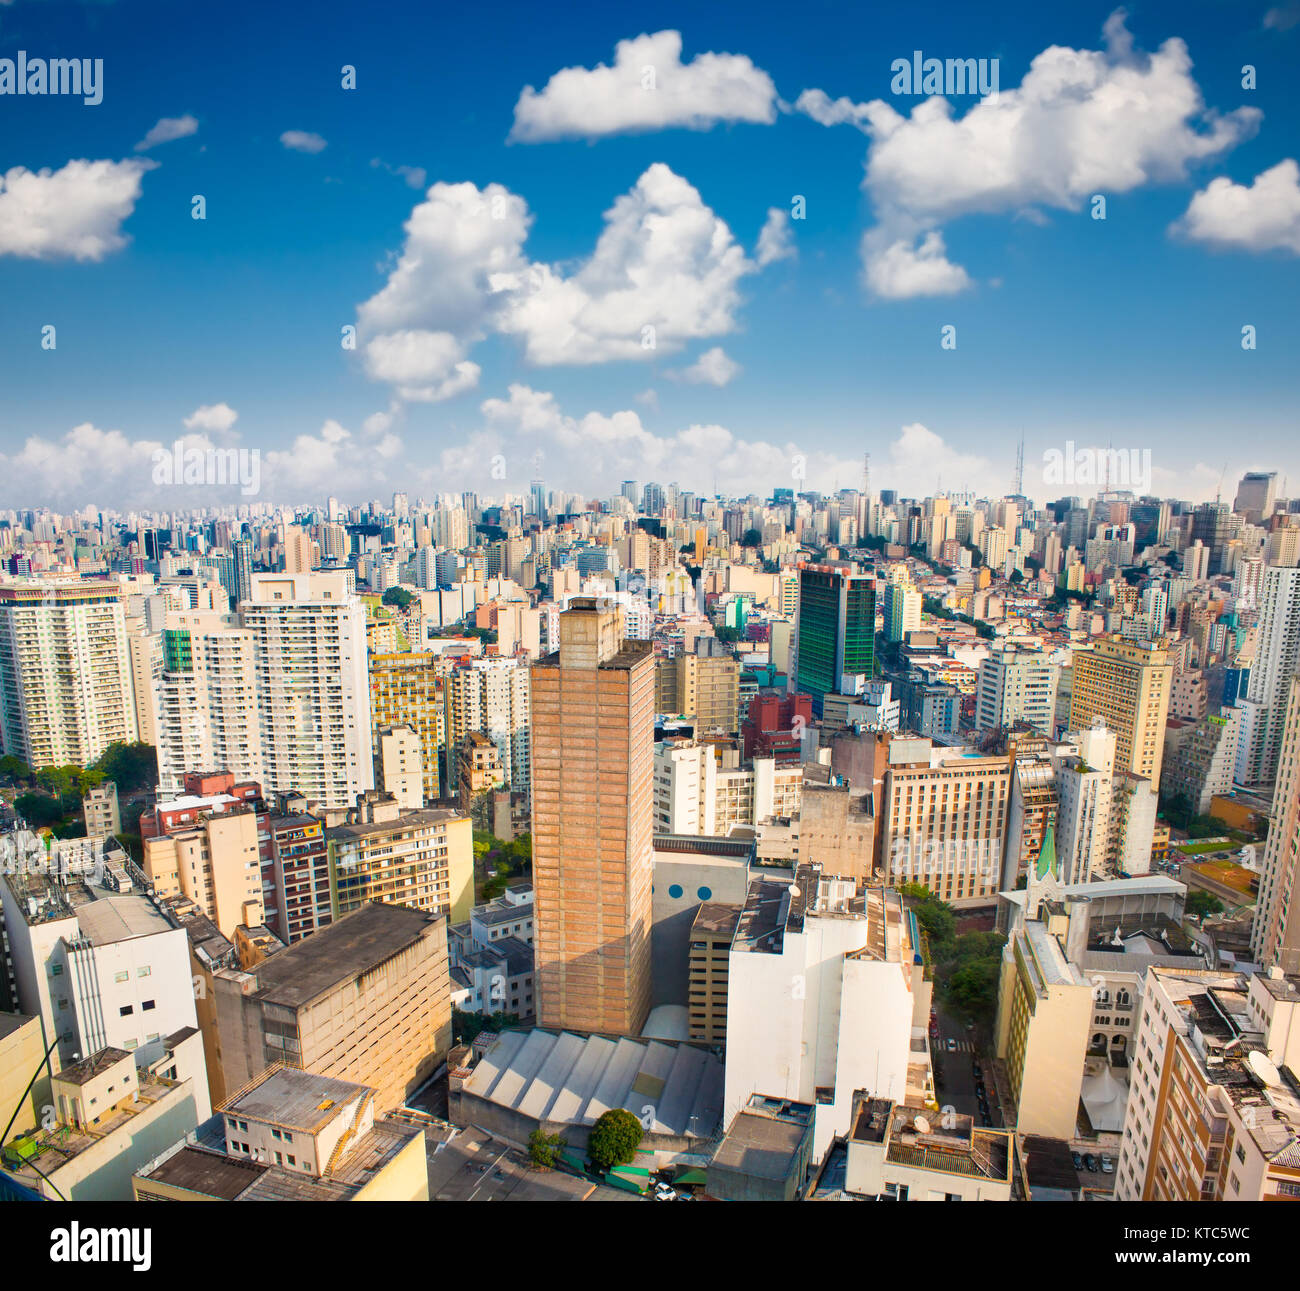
[528,1128,566,1170]
[382,586,414,609]
[714,625,742,644]
[15,792,65,829]
[741,528,763,548]
[92,742,157,795]
[587,1108,643,1173]
[1186,891,1225,920]
[0,754,31,782]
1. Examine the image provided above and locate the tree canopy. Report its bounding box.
[587,1108,643,1173]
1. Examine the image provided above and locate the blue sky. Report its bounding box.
[1,0,1297,509]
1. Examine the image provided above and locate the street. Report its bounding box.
[931,1005,1003,1129]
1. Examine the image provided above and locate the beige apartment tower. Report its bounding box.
[530,598,655,1035]
[1069,636,1173,783]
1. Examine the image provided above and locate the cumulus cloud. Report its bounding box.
[885,423,1003,498]
[469,383,857,496]
[801,11,1260,297]
[280,130,327,154]
[361,330,481,402]
[182,402,239,434]
[1173,159,1300,254]
[793,88,873,132]
[1264,3,1300,31]
[509,30,778,142]
[862,230,972,299]
[355,163,762,398]
[499,164,754,364]
[0,157,155,261]
[671,346,741,387]
[755,207,796,266]
[135,115,198,151]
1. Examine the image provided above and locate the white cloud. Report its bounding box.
[280,130,327,154]
[862,230,972,298]
[672,346,741,387]
[884,423,1002,498]
[356,163,760,397]
[793,88,873,132]
[803,12,1261,297]
[1173,159,1300,254]
[466,383,858,496]
[182,402,238,434]
[634,388,659,409]
[0,157,155,261]
[135,115,198,151]
[371,158,428,190]
[509,30,778,142]
[755,207,796,266]
[499,163,754,364]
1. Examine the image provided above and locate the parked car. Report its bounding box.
[1071,1150,1084,1171]
[1101,1154,1114,1174]
[1083,1154,1099,1173]
[946,1038,957,1051]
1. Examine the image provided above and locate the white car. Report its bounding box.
[1100,1155,1114,1174]
[946,1038,957,1051]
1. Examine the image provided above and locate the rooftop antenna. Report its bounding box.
[1012,433,1025,498]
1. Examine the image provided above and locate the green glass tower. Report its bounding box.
[794,563,876,713]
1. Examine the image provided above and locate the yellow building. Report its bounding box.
[132,1065,428,1201]
[0,1012,48,1146]
[327,796,473,924]
[369,652,445,801]
[1069,635,1173,783]
[143,808,264,940]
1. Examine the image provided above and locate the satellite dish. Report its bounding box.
[913,1115,931,1134]
[1248,1050,1281,1087]
[789,885,801,899]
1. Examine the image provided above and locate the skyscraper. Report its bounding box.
[0,581,138,768]
[530,598,655,1035]
[1069,636,1172,783]
[794,563,876,713]
[1236,566,1300,788]
[241,573,373,809]
[975,642,1060,736]
[1234,471,1278,525]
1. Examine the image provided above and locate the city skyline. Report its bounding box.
[2,0,1298,509]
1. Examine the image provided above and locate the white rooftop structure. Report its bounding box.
[461,1028,724,1139]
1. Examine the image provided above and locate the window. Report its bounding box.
[137,966,151,978]
[142,1000,156,1011]
[287,1155,296,1166]
[119,1005,133,1016]
[114,970,129,983]
[51,963,63,977]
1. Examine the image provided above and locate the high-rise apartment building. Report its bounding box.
[530,598,655,1035]
[1253,677,1300,970]
[326,793,473,925]
[794,563,875,714]
[154,611,263,797]
[654,641,741,734]
[1236,566,1300,787]
[1069,636,1172,783]
[241,573,373,809]
[445,656,531,802]
[879,738,1012,904]
[1116,967,1300,1201]
[975,642,1060,736]
[0,581,138,768]
[376,724,423,810]
[369,651,445,802]
[882,565,922,643]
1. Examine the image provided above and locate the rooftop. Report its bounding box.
[226,901,441,1009]
[711,1097,814,1180]
[53,1047,131,1086]
[222,1066,367,1131]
